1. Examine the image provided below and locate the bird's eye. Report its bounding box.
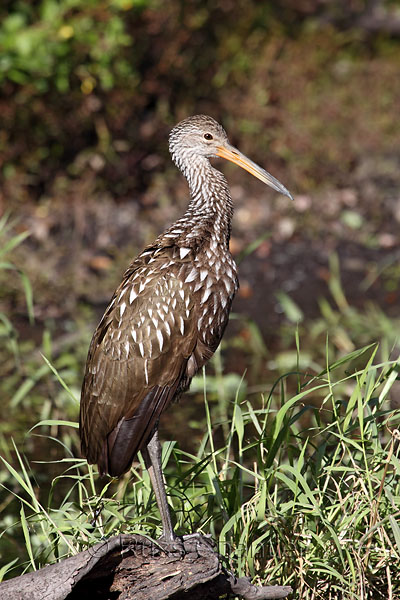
[204,133,213,140]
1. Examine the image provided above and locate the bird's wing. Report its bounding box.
[79,246,199,476]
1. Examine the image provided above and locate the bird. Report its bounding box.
[79,115,292,545]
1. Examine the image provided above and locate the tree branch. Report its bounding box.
[0,534,292,600]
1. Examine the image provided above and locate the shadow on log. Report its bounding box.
[0,534,292,599]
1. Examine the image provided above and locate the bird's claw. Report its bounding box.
[155,533,185,556]
[155,531,212,557]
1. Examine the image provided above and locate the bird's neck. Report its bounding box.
[161,158,234,250]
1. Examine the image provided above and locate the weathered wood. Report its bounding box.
[0,534,292,600]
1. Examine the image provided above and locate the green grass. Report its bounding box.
[1,220,400,598]
[1,345,400,599]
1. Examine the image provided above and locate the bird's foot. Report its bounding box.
[155,531,214,556]
[155,532,185,556]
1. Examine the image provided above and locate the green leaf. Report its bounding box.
[389,515,400,556]
[276,291,304,323]
[20,505,36,571]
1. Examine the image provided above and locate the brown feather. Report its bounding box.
[79,242,233,473]
[79,115,291,544]
[105,385,179,476]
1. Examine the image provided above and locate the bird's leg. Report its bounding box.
[143,427,176,545]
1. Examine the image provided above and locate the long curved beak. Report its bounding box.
[216,144,293,200]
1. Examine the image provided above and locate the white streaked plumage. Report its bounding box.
[156,329,164,351]
[201,288,212,303]
[179,316,185,335]
[184,268,197,283]
[180,247,191,259]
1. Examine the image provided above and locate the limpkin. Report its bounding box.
[80,115,292,544]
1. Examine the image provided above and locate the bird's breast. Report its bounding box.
[101,242,238,366]
[180,241,238,347]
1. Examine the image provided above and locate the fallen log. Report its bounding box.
[0,534,292,599]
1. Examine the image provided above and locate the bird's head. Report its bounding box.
[169,115,293,200]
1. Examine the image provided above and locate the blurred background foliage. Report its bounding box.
[1,0,400,590]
